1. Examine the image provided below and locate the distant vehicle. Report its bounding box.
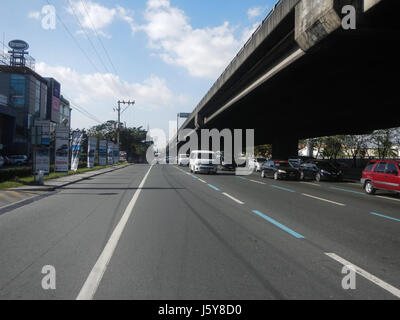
[178,154,189,166]
[305,160,343,182]
[6,155,28,166]
[219,156,235,171]
[260,160,300,180]
[189,150,218,174]
[248,157,266,172]
[361,160,400,195]
[0,155,4,168]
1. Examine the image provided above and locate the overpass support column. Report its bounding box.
[271,136,299,160]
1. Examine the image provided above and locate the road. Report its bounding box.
[0,164,399,300]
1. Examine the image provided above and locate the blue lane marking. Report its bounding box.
[370,212,400,223]
[208,184,220,191]
[329,187,365,195]
[192,175,199,179]
[271,185,296,193]
[252,210,305,239]
[236,176,248,180]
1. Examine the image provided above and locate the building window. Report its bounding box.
[10,74,26,107]
[35,79,40,115]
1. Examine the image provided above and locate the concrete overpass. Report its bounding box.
[171,0,400,159]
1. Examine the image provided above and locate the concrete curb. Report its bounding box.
[0,164,132,214]
[8,164,132,192]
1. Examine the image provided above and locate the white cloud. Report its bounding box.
[139,0,244,79]
[66,1,136,38]
[247,7,265,20]
[28,11,41,20]
[36,62,187,129]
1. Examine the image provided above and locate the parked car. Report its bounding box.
[304,160,343,182]
[0,155,4,168]
[6,155,28,166]
[361,160,400,195]
[248,157,266,172]
[189,150,218,174]
[178,154,190,166]
[260,160,301,180]
[298,162,319,181]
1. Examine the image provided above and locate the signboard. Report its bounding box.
[107,142,114,165]
[34,120,51,145]
[34,147,50,175]
[55,126,69,173]
[71,131,84,172]
[178,113,191,118]
[99,140,107,166]
[8,40,29,51]
[87,137,97,168]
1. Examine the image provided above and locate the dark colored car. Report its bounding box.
[298,162,319,181]
[219,156,235,171]
[361,160,400,195]
[260,160,301,180]
[303,160,343,182]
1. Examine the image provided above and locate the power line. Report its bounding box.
[46,0,100,73]
[66,0,111,74]
[80,0,118,75]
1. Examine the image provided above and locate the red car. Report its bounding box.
[361,160,400,195]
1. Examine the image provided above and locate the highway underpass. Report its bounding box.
[171,0,400,159]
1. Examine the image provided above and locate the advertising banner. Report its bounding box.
[107,141,114,165]
[87,137,97,168]
[71,131,84,172]
[55,126,69,173]
[34,147,50,175]
[113,144,120,164]
[99,140,107,166]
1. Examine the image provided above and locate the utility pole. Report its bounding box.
[114,100,135,149]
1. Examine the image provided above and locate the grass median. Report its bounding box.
[0,163,127,190]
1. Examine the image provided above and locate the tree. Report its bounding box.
[370,129,397,159]
[254,145,272,158]
[343,134,368,167]
[322,135,345,160]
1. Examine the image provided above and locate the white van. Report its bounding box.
[178,154,190,166]
[189,150,218,174]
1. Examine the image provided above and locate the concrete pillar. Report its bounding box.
[271,136,299,160]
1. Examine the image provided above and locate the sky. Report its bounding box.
[1,0,276,143]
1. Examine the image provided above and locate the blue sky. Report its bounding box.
[1,0,275,141]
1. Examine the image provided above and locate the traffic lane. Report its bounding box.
[182,168,400,290]
[247,170,400,220]
[94,164,394,299]
[0,164,150,300]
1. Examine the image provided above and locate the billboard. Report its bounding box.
[34,147,50,175]
[107,141,114,165]
[87,137,97,168]
[55,126,69,173]
[99,140,107,166]
[71,131,84,172]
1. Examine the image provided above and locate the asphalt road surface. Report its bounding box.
[0,164,399,300]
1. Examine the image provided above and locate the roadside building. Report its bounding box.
[0,65,48,156]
